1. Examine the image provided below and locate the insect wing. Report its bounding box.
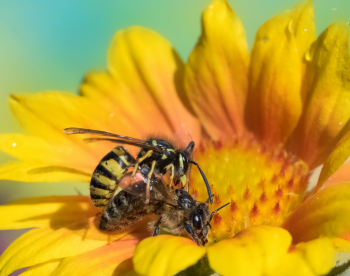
[118,173,148,197]
[63,127,162,152]
[118,172,175,206]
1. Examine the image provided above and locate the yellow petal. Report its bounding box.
[79,71,141,138]
[184,0,249,139]
[0,228,53,276]
[0,161,90,182]
[0,217,139,276]
[0,196,97,230]
[20,260,62,276]
[296,238,336,275]
[272,252,314,276]
[133,235,206,276]
[246,2,316,145]
[332,237,350,252]
[105,26,201,145]
[282,183,350,243]
[10,92,110,144]
[0,133,96,173]
[207,226,292,276]
[317,126,350,190]
[50,239,139,276]
[289,23,350,168]
[8,92,123,173]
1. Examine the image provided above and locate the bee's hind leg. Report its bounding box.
[184,223,200,246]
[152,217,162,236]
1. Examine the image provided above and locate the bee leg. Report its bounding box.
[152,217,162,236]
[184,223,200,246]
[145,160,157,204]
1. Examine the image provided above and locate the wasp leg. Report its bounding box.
[166,164,175,188]
[129,149,154,187]
[184,223,200,246]
[130,149,154,177]
[145,160,157,204]
[152,217,162,236]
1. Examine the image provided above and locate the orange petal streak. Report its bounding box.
[105,26,201,145]
[317,126,350,190]
[246,2,316,145]
[0,216,146,276]
[282,183,350,244]
[322,162,350,189]
[49,239,141,276]
[184,0,249,139]
[289,23,350,168]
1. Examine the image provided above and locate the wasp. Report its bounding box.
[63,127,213,211]
[99,171,229,246]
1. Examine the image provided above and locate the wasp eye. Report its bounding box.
[193,214,202,230]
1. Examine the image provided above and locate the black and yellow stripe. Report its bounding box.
[90,146,135,211]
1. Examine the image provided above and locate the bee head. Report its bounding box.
[190,203,211,246]
[191,201,230,246]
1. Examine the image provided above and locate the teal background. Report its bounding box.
[0,0,349,274]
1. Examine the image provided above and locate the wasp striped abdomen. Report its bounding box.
[90,146,136,211]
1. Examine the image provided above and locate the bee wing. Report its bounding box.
[118,172,176,207]
[63,127,162,152]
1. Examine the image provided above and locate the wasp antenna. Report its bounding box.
[209,202,230,222]
[63,127,77,134]
[63,127,88,134]
[184,141,195,156]
[189,160,213,204]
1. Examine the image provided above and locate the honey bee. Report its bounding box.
[63,127,213,211]
[100,171,229,246]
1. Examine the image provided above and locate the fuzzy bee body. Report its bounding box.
[99,175,217,246]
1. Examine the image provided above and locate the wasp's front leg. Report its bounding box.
[164,163,175,188]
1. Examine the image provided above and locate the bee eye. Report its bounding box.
[192,214,202,230]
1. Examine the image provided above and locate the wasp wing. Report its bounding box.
[118,172,176,207]
[83,138,161,152]
[63,127,162,152]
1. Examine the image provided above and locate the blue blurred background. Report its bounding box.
[0,0,349,274]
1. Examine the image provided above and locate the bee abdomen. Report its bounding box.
[90,146,135,211]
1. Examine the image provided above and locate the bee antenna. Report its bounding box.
[189,160,213,204]
[209,202,230,222]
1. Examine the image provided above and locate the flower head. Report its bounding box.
[1,0,350,275]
